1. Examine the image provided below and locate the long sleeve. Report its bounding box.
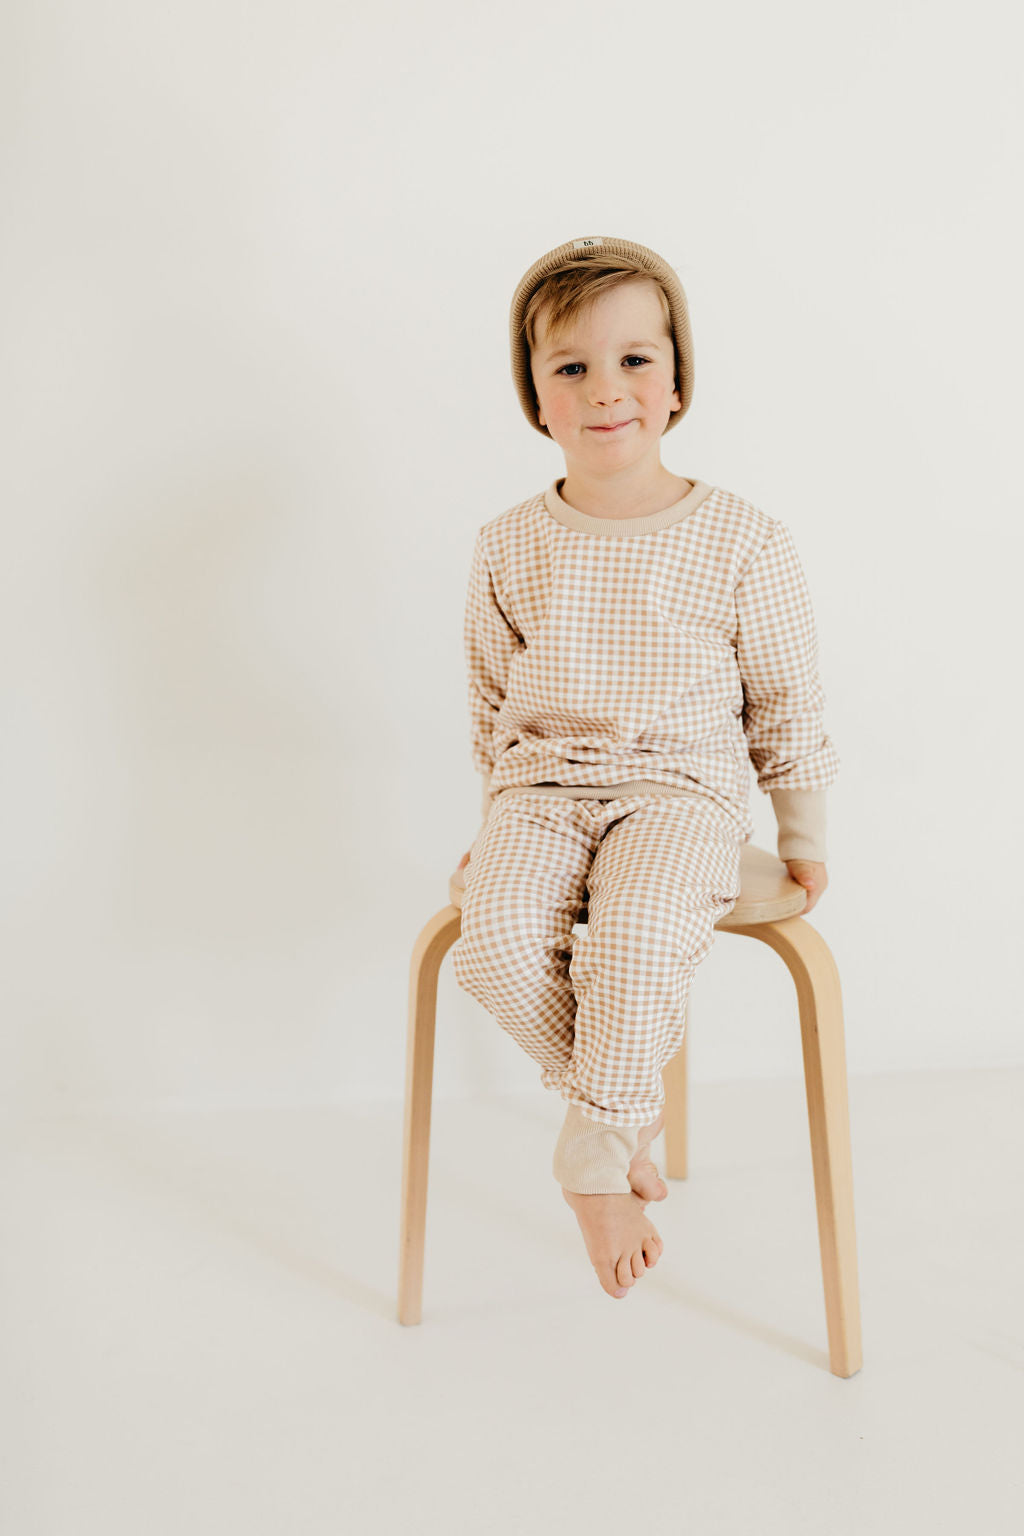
[464,531,523,808]
[735,521,839,863]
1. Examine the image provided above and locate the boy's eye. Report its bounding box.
[556,356,651,377]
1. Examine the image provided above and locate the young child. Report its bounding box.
[450,235,838,1303]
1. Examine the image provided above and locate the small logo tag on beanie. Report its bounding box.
[572,237,604,250]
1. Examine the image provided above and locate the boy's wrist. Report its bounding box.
[770,787,827,864]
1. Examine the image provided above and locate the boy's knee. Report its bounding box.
[457,894,561,990]
[456,898,522,976]
[584,903,678,964]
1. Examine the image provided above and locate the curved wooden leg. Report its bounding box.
[398,905,461,1325]
[728,917,862,1378]
[663,995,691,1179]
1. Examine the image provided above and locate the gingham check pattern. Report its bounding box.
[464,478,840,844]
[451,791,742,1139]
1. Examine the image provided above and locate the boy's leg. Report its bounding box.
[553,794,742,1189]
[451,793,601,1079]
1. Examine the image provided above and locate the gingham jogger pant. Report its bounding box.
[451,791,744,1192]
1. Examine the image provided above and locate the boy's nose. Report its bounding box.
[588,374,625,406]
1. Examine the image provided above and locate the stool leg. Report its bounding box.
[731,918,863,1378]
[663,994,691,1179]
[398,906,461,1325]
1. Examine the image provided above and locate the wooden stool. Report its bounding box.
[398,842,862,1378]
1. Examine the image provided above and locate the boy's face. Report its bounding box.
[529,279,681,474]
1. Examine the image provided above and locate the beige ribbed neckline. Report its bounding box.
[543,476,715,537]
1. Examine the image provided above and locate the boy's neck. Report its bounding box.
[558,465,694,522]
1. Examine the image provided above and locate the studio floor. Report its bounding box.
[2,1067,1020,1535]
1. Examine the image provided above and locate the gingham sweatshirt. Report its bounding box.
[464,476,839,863]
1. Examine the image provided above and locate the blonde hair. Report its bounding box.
[521,255,675,375]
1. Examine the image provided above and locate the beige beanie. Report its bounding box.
[509,234,695,440]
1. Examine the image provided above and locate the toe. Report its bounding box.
[642,1236,660,1267]
[600,1262,632,1298]
[630,1248,646,1279]
[615,1254,637,1291]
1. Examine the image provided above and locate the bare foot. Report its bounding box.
[561,1187,664,1299]
[627,1108,668,1205]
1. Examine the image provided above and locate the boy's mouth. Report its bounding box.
[588,419,634,433]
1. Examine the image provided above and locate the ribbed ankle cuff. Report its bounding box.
[552,1102,642,1194]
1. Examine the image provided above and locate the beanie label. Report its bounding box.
[572,237,604,250]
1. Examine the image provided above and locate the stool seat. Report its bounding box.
[403,841,862,1378]
[450,841,808,929]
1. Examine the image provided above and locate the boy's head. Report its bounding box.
[509,236,694,442]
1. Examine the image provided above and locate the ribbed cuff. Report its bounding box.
[770,788,828,863]
[552,1103,641,1194]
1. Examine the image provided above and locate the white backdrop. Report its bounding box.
[2,0,1020,1118]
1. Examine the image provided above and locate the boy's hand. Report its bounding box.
[785,859,827,915]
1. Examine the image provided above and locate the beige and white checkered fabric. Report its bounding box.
[454,476,839,1189]
[464,477,839,860]
[451,790,742,1191]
